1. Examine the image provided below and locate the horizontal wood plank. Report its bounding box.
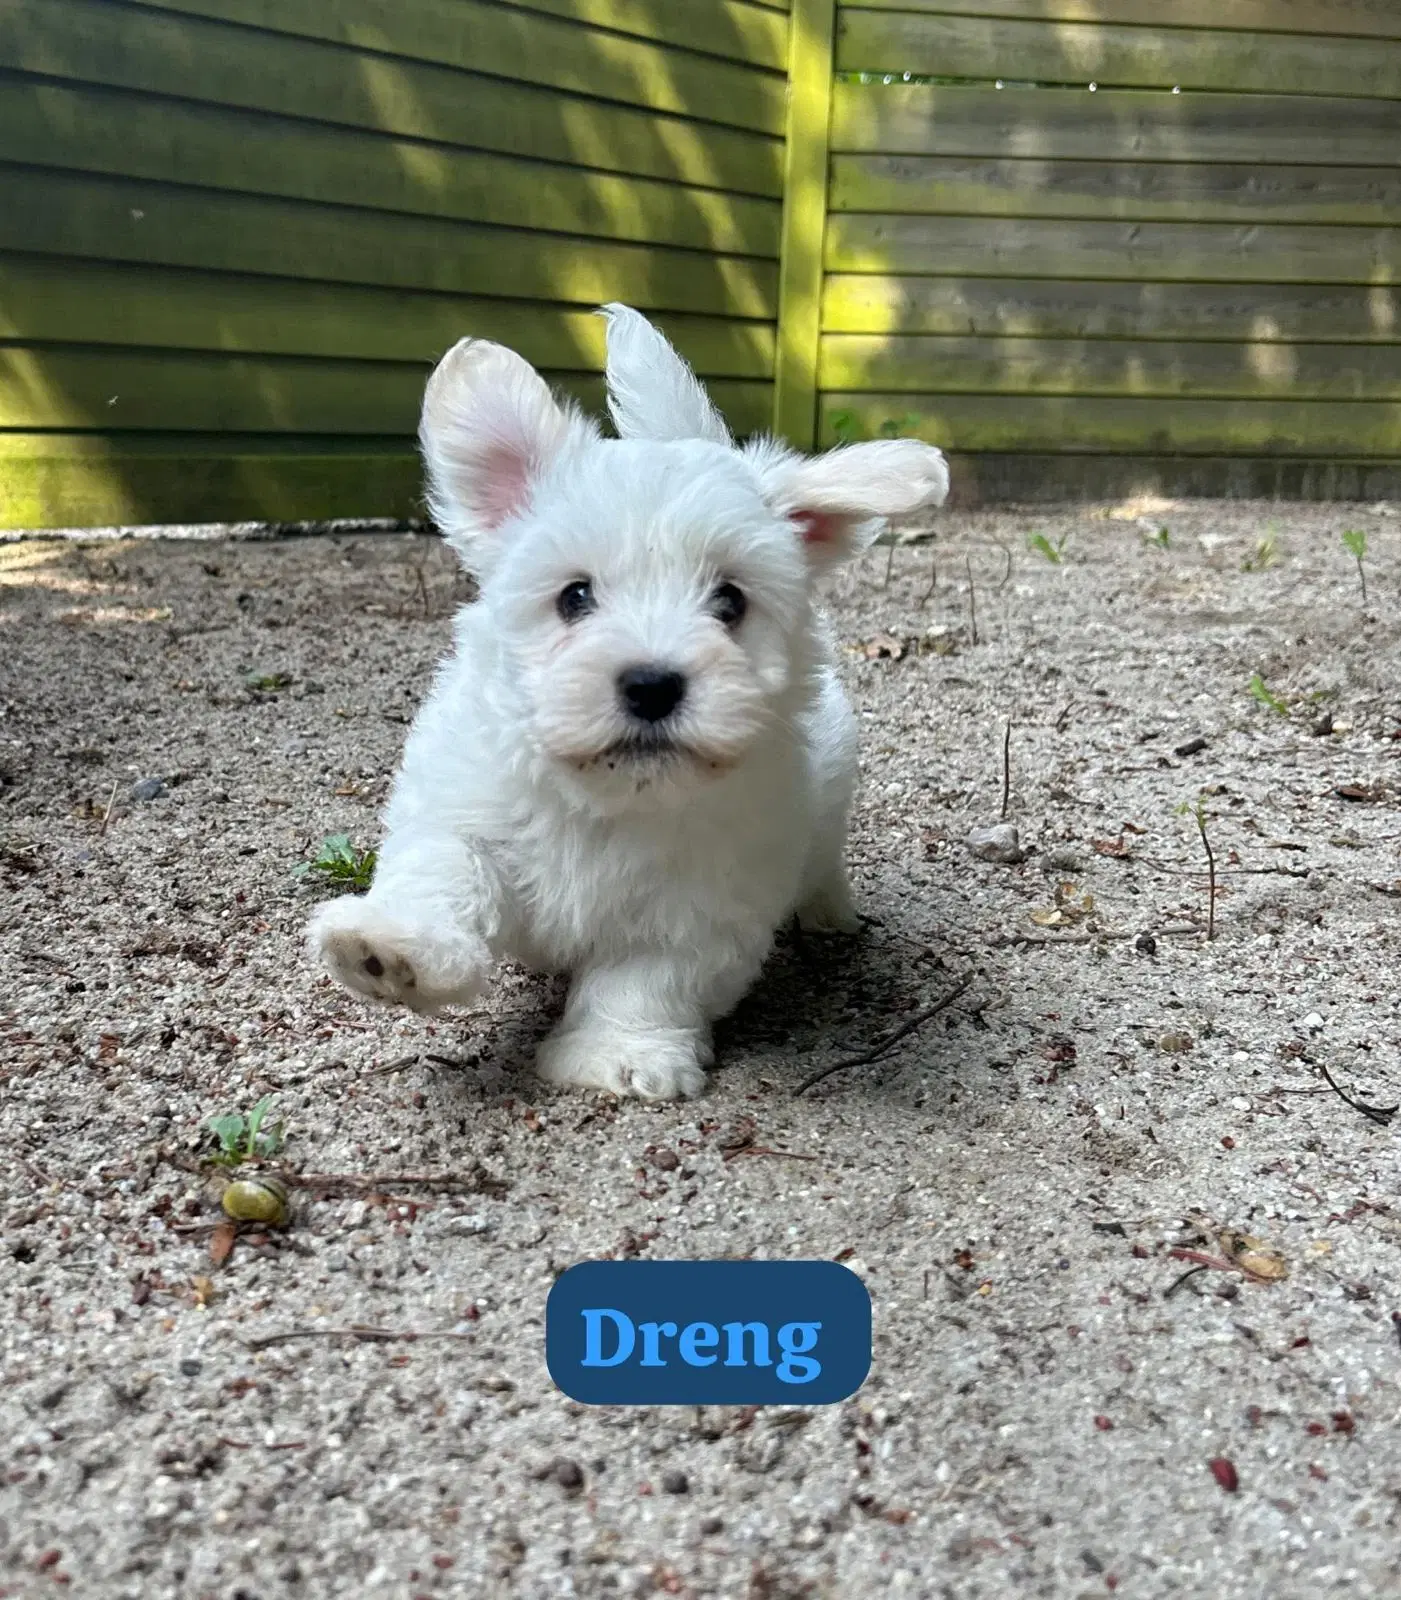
[0,346,773,436]
[830,83,1401,165]
[0,6,783,194]
[822,274,1401,343]
[11,438,1400,529]
[0,256,775,376]
[943,450,1401,504]
[829,153,1401,226]
[827,214,1401,285]
[83,0,785,133]
[837,9,1401,99]
[4,80,780,258]
[818,391,1401,454]
[491,0,789,69]
[0,168,779,319]
[841,1,1401,43]
[0,433,425,528]
[820,333,1401,399]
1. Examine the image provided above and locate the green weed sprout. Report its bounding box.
[1175,792,1217,941]
[294,833,377,892]
[1026,532,1067,565]
[1248,673,1289,716]
[1341,529,1369,603]
[205,1095,285,1169]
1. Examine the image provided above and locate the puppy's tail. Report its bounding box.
[599,304,733,447]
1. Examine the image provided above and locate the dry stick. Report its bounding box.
[882,538,897,588]
[965,556,978,646]
[1186,802,1217,940]
[918,552,938,607]
[795,973,975,1095]
[1000,720,1012,820]
[97,781,119,837]
[272,1167,509,1197]
[241,1325,474,1352]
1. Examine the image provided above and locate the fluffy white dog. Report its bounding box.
[309,306,948,1099]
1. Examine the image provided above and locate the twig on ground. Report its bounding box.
[723,1146,820,1163]
[371,1052,421,1075]
[241,1325,474,1351]
[1164,1264,1213,1299]
[98,782,119,837]
[1000,720,1012,820]
[272,1167,510,1197]
[965,557,978,647]
[986,922,1200,949]
[917,552,938,607]
[1313,1061,1399,1127]
[795,973,975,1095]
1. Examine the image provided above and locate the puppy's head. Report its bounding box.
[420,307,949,811]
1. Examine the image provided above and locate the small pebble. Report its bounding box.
[552,1457,585,1494]
[1158,1031,1194,1054]
[129,776,166,802]
[1134,932,1157,957]
[1041,847,1084,873]
[652,1148,680,1172]
[698,1516,724,1536]
[966,823,1024,864]
[1300,1012,1325,1034]
[1174,736,1208,758]
[178,1357,202,1377]
[661,1470,689,1495]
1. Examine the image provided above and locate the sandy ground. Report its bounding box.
[1,502,1399,1600]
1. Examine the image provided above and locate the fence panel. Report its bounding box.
[818,2,1401,500]
[0,0,788,527]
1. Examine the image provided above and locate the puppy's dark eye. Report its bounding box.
[556,579,595,623]
[710,582,747,627]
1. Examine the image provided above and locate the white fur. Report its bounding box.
[309,309,948,1100]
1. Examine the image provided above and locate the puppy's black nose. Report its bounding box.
[618,664,686,723]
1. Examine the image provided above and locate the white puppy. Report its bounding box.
[309,306,948,1099]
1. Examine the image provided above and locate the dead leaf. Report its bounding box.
[1220,1230,1288,1282]
[190,1274,216,1308]
[1158,1031,1195,1054]
[209,1219,238,1269]
[1092,837,1130,858]
[860,632,908,661]
[1030,882,1095,928]
[1335,783,1387,803]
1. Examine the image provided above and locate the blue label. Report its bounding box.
[545,1260,871,1406]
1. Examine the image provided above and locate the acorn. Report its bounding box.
[220,1175,290,1228]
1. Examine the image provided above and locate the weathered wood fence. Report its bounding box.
[2,0,1398,525]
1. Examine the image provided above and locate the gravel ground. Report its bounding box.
[1,501,1399,1600]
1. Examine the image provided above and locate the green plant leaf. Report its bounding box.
[1248,672,1289,716]
[1341,529,1368,560]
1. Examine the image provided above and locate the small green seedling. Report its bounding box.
[205,1095,285,1168]
[1240,532,1278,572]
[1248,672,1289,716]
[1175,792,1217,940]
[294,832,377,892]
[1149,526,1171,550]
[876,414,921,440]
[245,671,292,692]
[827,408,862,445]
[1341,529,1369,603]
[1026,532,1067,565]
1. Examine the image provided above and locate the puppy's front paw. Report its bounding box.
[795,882,862,936]
[308,897,488,1014]
[535,1025,708,1102]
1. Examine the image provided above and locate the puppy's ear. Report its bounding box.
[599,303,732,445]
[420,338,595,560]
[746,437,949,571]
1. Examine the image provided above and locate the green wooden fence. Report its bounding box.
[2,0,1398,526]
[792,0,1401,501]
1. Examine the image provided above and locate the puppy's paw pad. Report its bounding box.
[536,1030,706,1102]
[317,922,423,1007]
